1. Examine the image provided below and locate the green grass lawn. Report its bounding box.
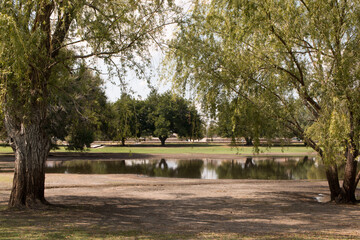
[88,144,315,155]
[0,144,315,155]
[0,145,12,153]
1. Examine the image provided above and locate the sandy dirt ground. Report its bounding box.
[0,153,359,239]
[1,173,360,238]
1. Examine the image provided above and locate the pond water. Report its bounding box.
[45,156,331,180]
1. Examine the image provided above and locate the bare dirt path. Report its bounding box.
[1,172,359,239]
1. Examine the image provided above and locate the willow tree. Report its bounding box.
[113,93,139,146]
[215,97,287,146]
[0,0,176,208]
[167,0,360,203]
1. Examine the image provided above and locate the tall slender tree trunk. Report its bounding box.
[5,112,50,208]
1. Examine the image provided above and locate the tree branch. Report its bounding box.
[299,0,310,12]
[51,3,77,59]
[270,26,305,85]
[268,31,322,116]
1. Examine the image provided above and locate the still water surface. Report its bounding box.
[46,156,331,180]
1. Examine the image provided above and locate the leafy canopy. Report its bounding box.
[0,0,177,121]
[138,91,204,144]
[166,0,360,164]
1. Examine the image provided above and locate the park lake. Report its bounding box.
[45,156,330,180]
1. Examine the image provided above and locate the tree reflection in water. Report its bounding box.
[46,156,330,180]
[216,157,329,180]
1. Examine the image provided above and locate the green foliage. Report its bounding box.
[66,121,95,151]
[0,56,112,149]
[206,120,218,140]
[47,65,109,150]
[111,93,139,145]
[154,115,171,139]
[0,111,6,140]
[0,0,177,146]
[306,98,351,164]
[166,0,360,166]
[215,97,288,147]
[138,91,204,145]
[0,0,179,206]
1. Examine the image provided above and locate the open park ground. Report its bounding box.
[0,145,359,239]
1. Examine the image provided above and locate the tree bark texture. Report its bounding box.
[325,164,341,202]
[337,149,358,203]
[5,114,50,208]
[325,153,359,203]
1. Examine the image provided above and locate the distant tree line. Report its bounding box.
[206,96,295,147]
[108,90,204,146]
[0,71,204,149]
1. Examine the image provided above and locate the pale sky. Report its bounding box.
[103,48,171,102]
[102,0,193,102]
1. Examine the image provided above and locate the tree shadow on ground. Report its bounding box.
[1,193,359,238]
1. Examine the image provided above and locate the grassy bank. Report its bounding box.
[0,144,315,155]
[0,145,11,153]
[88,145,314,155]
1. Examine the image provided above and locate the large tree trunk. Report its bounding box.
[325,164,341,201]
[325,152,359,203]
[337,149,358,203]
[5,114,50,208]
